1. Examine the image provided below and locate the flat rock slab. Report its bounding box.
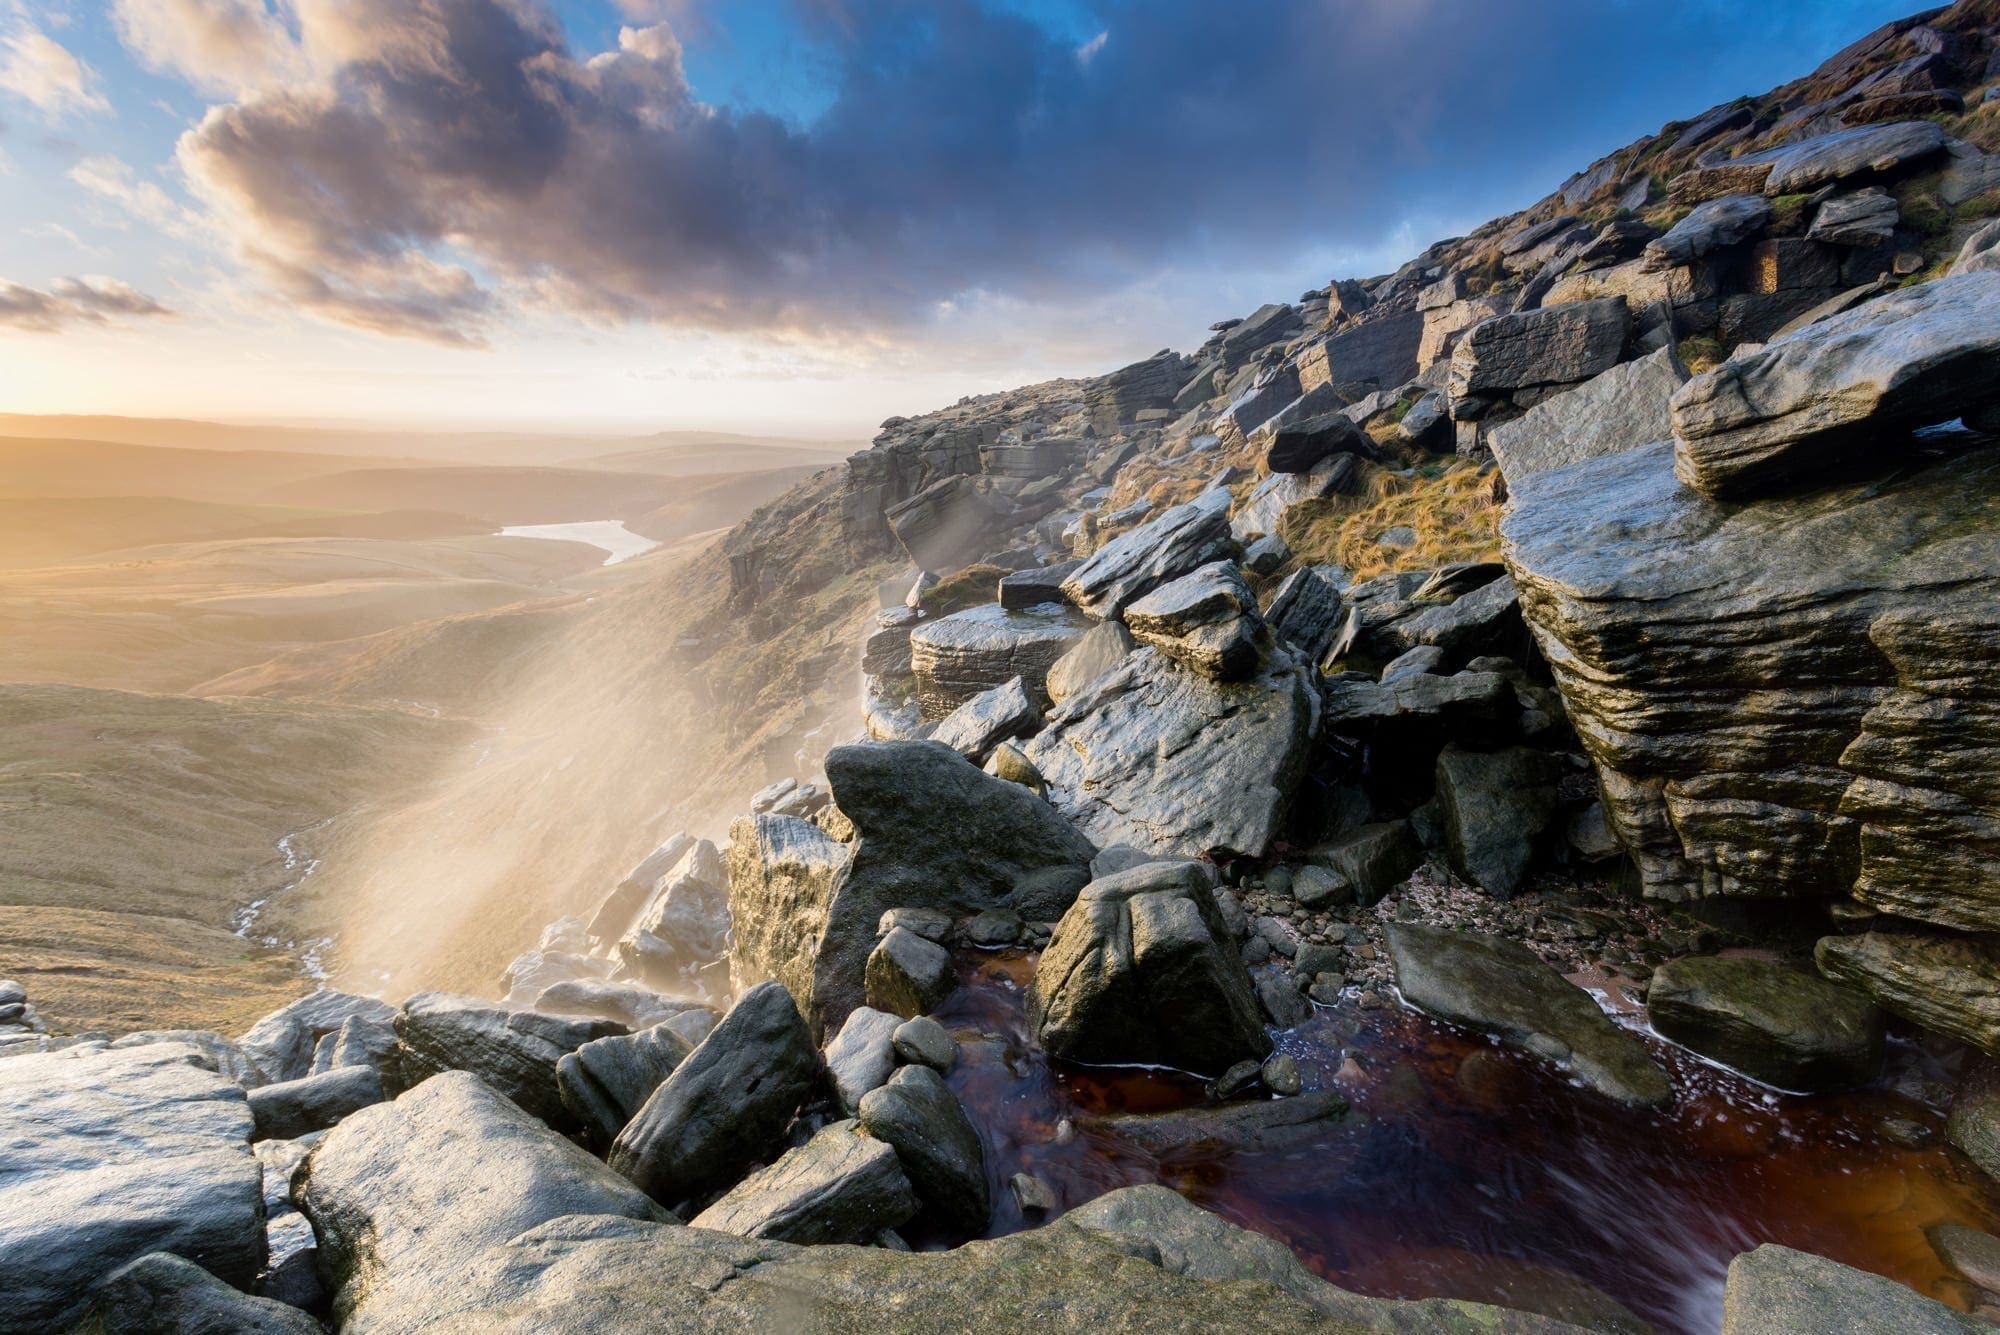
[1062,488,1238,619]
[1647,954,1883,1091]
[1449,297,1630,407]
[908,602,1089,718]
[1761,119,1947,195]
[1387,924,1671,1107]
[1027,644,1320,859]
[689,1120,917,1245]
[1720,1243,1983,1334]
[1083,1090,1350,1156]
[1489,346,1685,483]
[1124,560,1265,681]
[0,1041,264,1332]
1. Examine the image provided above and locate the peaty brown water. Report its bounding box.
[933,951,2000,1334]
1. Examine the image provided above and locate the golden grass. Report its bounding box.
[926,563,1007,614]
[1281,460,1502,581]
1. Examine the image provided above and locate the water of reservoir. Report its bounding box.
[498,519,659,565]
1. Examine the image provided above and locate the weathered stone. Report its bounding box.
[1046,619,1136,704]
[1387,925,1671,1106]
[1434,745,1564,898]
[501,947,613,1007]
[1292,864,1352,911]
[1928,1223,2000,1295]
[908,602,1089,718]
[998,559,1080,611]
[1089,351,1188,431]
[532,978,691,1032]
[856,1065,989,1235]
[1063,489,1237,620]
[825,1006,902,1115]
[1026,645,1320,859]
[1030,860,1271,1075]
[885,475,1009,571]
[1761,119,1948,195]
[726,813,851,1026]
[1642,193,1772,272]
[1808,188,1900,246]
[1296,309,1425,394]
[1449,298,1631,412]
[70,1252,320,1335]
[1264,411,1372,474]
[1952,219,2000,277]
[865,928,957,1019]
[891,1016,958,1071]
[1719,1243,1982,1334]
[1671,273,2000,500]
[690,1120,919,1246]
[1316,823,1423,907]
[590,835,697,945]
[248,1064,384,1142]
[554,1021,696,1148]
[0,1042,264,1331]
[1222,365,1306,439]
[1950,1058,2000,1183]
[238,991,396,1087]
[1084,1090,1347,1156]
[1123,561,1265,681]
[1815,931,2000,1053]
[1232,454,1365,541]
[1647,954,1883,1090]
[607,982,821,1207]
[394,994,620,1133]
[297,1070,664,1326]
[1488,346,1686,483]
[929,675,1043,762]
[1265,564,1346,662]
[1218,305,1302,372]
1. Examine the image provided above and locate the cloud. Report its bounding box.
[0,274,174,332]
[69,155,200,235]
[111,0,305,95]
[0,25,108,116]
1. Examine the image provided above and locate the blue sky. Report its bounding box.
[0,0,1926,430]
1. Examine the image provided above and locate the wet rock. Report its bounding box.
[1814,932,2000,1053]
[725,814,851,1033]
[607,982,821,1208]
[999,560,1080,611]
[930,675,1043,762]
[891,1016,958,1071]
[1950,1058,2000,1183]
[909,602,1088,718]
[856,1065,989,1235]
[1647,955,1883,1091]
[1386,925,1671,1107]
[1316,823,1424,907]
[825,1007,902,1115]
[533,977,691,1032]
[239,991,396,1087]
[866,928,958,1019]
[1010,1171,1058,1215]
[1257,971,1313,1028]
[1084,1090,1348,1156]
[248,1064,385,1142]
[1488,346,1686,483]
[1261,1053,1303,1096]
[1760,119,1947,195]
[1265,564,1346,662]
[1448,297,1631,413]
[394,994,621,1133]
[1123,561,1265,681]
[1719,1243,1982,1334]
[297,1070,664,1326]
[689,1120,919,1246]
[1062,489,1238,619]
[1671,273,2000,500]
[1642,193,1772,271]
[0,1042,264,1331]
[1434,745,1564,898]
[70,1252,320,1335]
[1027,645,1320,859]
[1264,411,1373,474]
[1030,860,1272,1075]
[555,1021,697,1148]
[1046,619,1136,704]
[1929,1223,2000,1294]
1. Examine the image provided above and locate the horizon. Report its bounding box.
[0,0,1924,434]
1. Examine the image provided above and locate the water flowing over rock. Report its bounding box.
[0,1042,265,1331]
[1061,488,1237,619]
[1027,644,1320,859]
[1647,954,1883,1091]
[1386,925,1671,1107]
[689,1119,919,1245]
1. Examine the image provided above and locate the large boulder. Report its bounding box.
[689,1119,919,1245]
[726,813,852,1028]
[1759,119,1948,196]
[0,1042,265,1332]
[1502,434,2000,921]
[1448,297,1631,415]
[929,675,1042,762]
[1641,193,1772,271]
[1720,1243,1983,1334]
[908,602,1089,718]
[1296,309,1425,394]
[296,1070,665,1327]
[856,1065,989,1235]
[1123,560,1265,681]
[554,1021,697,1148]
[69,1252,320,1335]
[1386,925,1671,1107]
[393,993,622,1133]
[1029,860,1272,1076]
[616,837,731,983]
[238,991,396,1087]
[1814,931,2000,1053]
[1488,346,1686,483]
[1088,350,1188,430]
[1026,645,1320,859]
[247,1064,385,1142]
[1434,745,1564,898]
[1062,489,1237,619]
[1671,273,2000,500]
[1647,954,1883,1091]
[607,982,821,1209]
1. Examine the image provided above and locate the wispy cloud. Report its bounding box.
[0,25,108,116]
[0,273,174,332]
[111,0,304,95]
[68,154,201,236]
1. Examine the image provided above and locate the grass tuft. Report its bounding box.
[1281,460,1501,581]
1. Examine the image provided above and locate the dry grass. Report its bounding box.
[1281,461,1502,580]
[925,563,1007,614]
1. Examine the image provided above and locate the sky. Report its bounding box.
[0,0,1922,435]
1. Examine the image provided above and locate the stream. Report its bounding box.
[935,951,2000,1333]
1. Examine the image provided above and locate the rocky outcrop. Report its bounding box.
[1449,297,1631,418]
[908,602,1088,717]
[1647,954,1883,1091]
[1027,644,1320,859]
[1030,860,1271,1075]
[238,991,396,1087]
[1062,489,1237,619]
[0,1042,264,1332]
[1814,931,2000,1053]
[1387,925,1671,1107]
[688,1119,918,1245]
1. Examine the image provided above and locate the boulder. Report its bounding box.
[1671,273,2000,500]
[929,675,1042,762]
[1222,365,1306,438]
[1030,860,1272,1075]
[296,1070,664,1325]
[247,1064,385,1142]
[554,1021,697,1148]
[998,560,1080,611]
[606,982,821,1208]
[1046,619,1136,703]
[1641,193,1772,272]
[1316,823,1423,907]
[1449,298,1631,412]
[1218,305,1302,372]
[1062,489,1237,619]
[1808,189,1900,246]
[311,1013,400,1083]
[1814,931,2000,1053]
[1265,564,1346,662]
[1122,561,1265,681]
[689,1120,919,1245]
[501,948,612,1007]
[726,814,852,1028]
[1760,119,1948,195]
[892,1017,958,1071]
[825,1007,902,1115]
[1026,645,1321,859]
[1647,954,1883,1091]
[1927,1223,2000,1295]
[1296,309,1425,394]
[1501,435,2000,914]
[1950,1058,2000,1183]
[1088,350,1188,429]
[589,834,696,943]
[1434,745,1564,898]
[532,978,692,1032]
[908,602,1089,718]
[1231,454,1364,541]
[1263,411,1373,474]
[0,1042,264,1331]
[394,994,621,1133]
[69,1252,320,1335]
[1488,346,1686,483]
[865,927,957,1019]
[1719,1243,1982,1334]
[238,991,396,1087]
[1951,219,2000,277]
[856,1065,989,1235]
[618,838,731,977]
[1083,1091,1348,1157]
[1386,925,1671,1107]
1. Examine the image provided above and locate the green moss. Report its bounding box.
[1767,193,1814,235]
[1677,335,1726,375]
[922,563,1007,615]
